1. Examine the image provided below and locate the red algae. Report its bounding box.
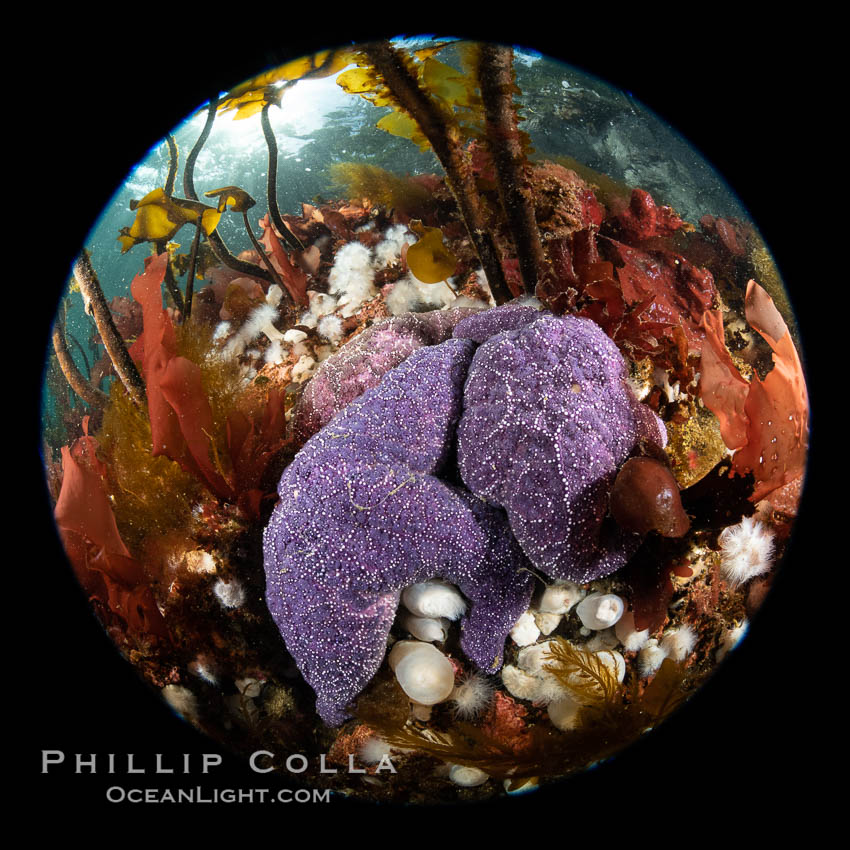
[479,691,533,754]
[700,279,808,501]
[614,187,688,242]
[258,213,310,307]
[54,425,168,639]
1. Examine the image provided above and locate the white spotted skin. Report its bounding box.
[457,311,666,583]
[264,338,533,726]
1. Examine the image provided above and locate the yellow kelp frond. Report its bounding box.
[406,220,458,283]
[375,110,430,151]
[340,44,479,112]
[204,186,256,213]
[117,230,137,254]
[171,198,222,235]
[421,56,476,110]
[227,49,355,98]
[128,187,165,212]
[217,87,280,121]
[328,163,432,211]
[120,187,183,251]
[275,48,355,82]
[219,49,356,120]
[336,63,396,108]
[412,42,454,63]
[429,49,486,145]
[337,47,427,142]
[455,41,483,78]
[119,189,221,253]
[337,45,485,150]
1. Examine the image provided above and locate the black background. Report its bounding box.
[23,12,824,831]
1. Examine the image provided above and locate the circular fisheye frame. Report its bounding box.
[40,37,809,804]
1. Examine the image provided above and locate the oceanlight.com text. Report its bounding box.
[105,786,331,804]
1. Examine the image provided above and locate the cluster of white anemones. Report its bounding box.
[303,224,491,337]
[207,282,329,389]
[389,579,494,724]
[211,223,499,412]
[388,573,706,788]
[214,285,287,361]
[500,579,709,733]
[331,223,462,317]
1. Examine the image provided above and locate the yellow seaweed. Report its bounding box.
[542,637,622,709]
[375,110,429,150]
[119,188,221,253]
[337,44,485,152]
[421,56,473,108]
[97,382,201,549]
[336,66,380,96]
[406,221,458,283]
[328,163,431,211]
[220,49,355,120]
[204,186,256,213]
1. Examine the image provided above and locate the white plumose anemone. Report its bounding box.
[718,516,775,586]
[213,578,245,609]
[637,638,668,677]
[660,625,697,661]
[162,684,199,721]
[614,609,650,652]
[327,241,377,317]
[450,672,494,719]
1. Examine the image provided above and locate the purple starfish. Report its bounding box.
[291,307,480,442]
[265,303,667,725]
[264,338,533,726]
[456,308,667,583]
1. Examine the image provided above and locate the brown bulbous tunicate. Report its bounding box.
[610,456,690,537]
